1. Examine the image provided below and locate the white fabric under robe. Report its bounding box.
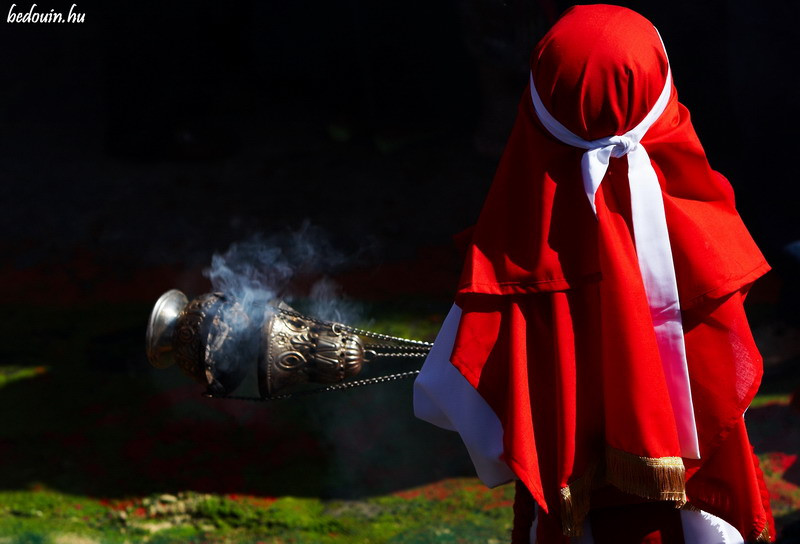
[413,304,746,544]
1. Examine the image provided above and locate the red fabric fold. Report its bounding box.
[449,5,772,542]
[457,5,767,308]
[453,286,771,541]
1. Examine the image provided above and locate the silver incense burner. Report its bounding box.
[146,290,432,399]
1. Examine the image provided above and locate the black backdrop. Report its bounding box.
[1,0,799,505]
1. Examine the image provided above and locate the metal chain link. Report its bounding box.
[275,307,434,347]
[204,369,421,402]
[364,343,430,351]
[368,352,428,358]
[201,308,432,402]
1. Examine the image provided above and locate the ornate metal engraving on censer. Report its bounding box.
[146,290,432,400]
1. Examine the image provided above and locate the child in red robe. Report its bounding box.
[415,5,774,543]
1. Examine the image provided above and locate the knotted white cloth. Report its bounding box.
[529,67,700,459]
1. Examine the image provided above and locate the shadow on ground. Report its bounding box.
[0,299,474,500]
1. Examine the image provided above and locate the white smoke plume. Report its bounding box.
[204,222,360,322]
[200,223,364,394]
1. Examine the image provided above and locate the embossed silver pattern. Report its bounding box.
[258,309,366,397]
[146,289,433,400]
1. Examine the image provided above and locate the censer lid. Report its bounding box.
[146,289,189,369]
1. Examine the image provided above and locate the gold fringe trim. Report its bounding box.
[753,523,771,543]
[559,464,597,537]
[605,446,687,506]
[558,448,689,537]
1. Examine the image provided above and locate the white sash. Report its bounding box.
[529,66,700,459]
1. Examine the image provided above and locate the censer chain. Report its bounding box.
[204,369,421,402]
[275,307,434,348]
[202,308,431,401]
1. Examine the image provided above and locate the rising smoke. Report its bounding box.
[201,223,363,394]
[204,223,361,320]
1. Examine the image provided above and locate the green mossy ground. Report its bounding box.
[0,481,515,543]
[0,300,797,543]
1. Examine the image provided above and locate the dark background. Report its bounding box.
[2,0,798,300]
[1,0,798,508]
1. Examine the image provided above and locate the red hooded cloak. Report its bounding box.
[447,5,773,542]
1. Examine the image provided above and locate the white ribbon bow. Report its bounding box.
[530,66,700,459]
